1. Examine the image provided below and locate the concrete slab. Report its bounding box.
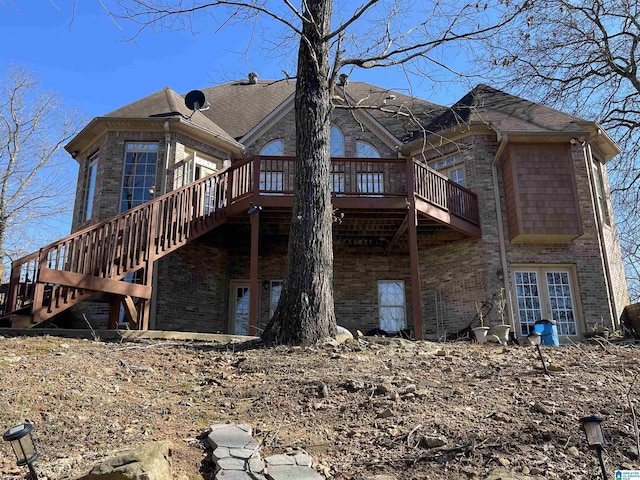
[0,328,260,344]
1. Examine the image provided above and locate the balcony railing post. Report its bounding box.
[253,156,261,199]
[5,258,22,313]
[405,157,424,340]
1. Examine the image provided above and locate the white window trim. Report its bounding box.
[84,152,98,221]
[120,142,159,212]
[229,280,251,336]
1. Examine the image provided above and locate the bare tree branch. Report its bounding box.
[0,64,84,273]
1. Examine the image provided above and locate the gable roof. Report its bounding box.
[197,79,447,143]
[422,84,586,136]
[200,80,296,140]
[334,82,446,141]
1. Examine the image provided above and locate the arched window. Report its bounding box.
[330,125,345,157]
[356,141,381,158]
[260,139,284,156]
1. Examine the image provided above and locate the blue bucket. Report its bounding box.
[534,319,559,346]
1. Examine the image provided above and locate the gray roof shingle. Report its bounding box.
[422,84,586,136]
[104,87,238,143]
[102,82,590,148]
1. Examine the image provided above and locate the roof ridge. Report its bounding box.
[163,87,184,118]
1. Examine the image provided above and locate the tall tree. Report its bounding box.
[478,0,640,301]
[0,65,83,275]
[109,0,527,344]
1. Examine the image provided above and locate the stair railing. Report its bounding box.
[5,164,233,315]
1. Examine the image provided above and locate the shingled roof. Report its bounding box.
[335,82,446,141]
[422,84,587,136]
[102,82,591,150]
[200,80,296,140]
[105,87,238,144]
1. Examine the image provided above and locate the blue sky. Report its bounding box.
[0,0,473,250]
[0,1,472,118]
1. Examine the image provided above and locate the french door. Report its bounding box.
[230,283,250,335]
[513,268,579,339]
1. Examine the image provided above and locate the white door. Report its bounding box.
[231,285,250,335]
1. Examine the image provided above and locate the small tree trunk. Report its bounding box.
[262,0,337,345]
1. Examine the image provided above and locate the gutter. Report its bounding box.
[492,134,516,332]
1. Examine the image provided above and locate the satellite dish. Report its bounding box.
[185,90,206,111]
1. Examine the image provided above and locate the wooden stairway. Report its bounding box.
[3,165,233,329]
[2,155,481,330]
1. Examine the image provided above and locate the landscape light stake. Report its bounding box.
[579,416,608,480]
[527,331,549,374]
[3,423,39,479]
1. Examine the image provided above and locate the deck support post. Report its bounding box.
[108,296,121,330]
[248,158,261,336]
[406,158,424,340]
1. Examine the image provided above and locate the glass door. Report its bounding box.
[231,285,250,335]
[513,268,579,339]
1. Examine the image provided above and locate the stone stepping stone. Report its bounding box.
[265,464,323,480]
[208,424,258,450]
[215,471,267,479]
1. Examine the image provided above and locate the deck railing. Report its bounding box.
[5,166,232,316]
[412,160,480,225]
[4,155,479,318]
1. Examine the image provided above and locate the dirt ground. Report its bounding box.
[0,333,639,480]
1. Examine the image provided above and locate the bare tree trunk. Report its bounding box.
[262,0,337,345]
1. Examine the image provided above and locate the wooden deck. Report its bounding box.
[3,155,480,331]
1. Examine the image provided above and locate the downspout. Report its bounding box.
[149,121,172,330]
[492,134,515,332]
[583,141,617,330]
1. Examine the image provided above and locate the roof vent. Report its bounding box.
[248,72,259,84]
